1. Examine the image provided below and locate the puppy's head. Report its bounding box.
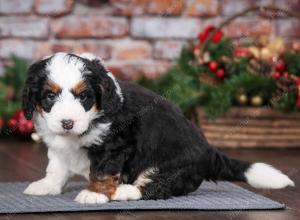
[22,52,122,136]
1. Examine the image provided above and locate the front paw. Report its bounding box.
[111,184,142,201]
[75,189,109,204]
[24,179,61,196]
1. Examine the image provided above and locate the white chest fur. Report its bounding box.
[34,115,111,179]
[46,135,90,179]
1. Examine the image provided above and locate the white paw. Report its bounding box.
[24,179,61,196]
[75,189,109,204]
[111,184,142,201]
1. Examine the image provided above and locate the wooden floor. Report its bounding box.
[0,140,299,220]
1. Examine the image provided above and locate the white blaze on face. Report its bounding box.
[48,53,84,89]
[43,53,97,136]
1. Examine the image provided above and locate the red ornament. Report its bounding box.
[283,72,289,78]
[275,59,286,72]
[198,25,223,44]
[216,69,225,79]
[208,61,218,72]
[273,72,281,79]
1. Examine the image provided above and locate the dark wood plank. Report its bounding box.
[0,140,298,220]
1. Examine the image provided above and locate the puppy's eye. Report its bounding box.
[46,92,56,101]
[79,92,88,102]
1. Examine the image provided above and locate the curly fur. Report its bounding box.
[22,53,294,203]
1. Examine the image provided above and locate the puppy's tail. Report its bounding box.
[206,150,295,189]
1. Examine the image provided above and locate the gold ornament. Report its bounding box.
[236,94,248,105]
[251,95,263,107]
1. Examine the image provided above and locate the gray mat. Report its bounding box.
[0,181,284,213]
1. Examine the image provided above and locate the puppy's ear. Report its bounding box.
[22,58,49,120]
[85,58,123,116]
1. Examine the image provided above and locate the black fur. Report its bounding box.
[23,54,252,200]
[22,58,51,120]
[84,59,123,116]
[83,59,252,200]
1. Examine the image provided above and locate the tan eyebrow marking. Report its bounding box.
[72,80,87,95]
[45,80,61,94]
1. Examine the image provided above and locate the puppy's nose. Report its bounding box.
[61,119,74,130]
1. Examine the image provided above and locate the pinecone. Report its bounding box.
[198,72,218,86]
[273,77,298,101]
[247,58,272,76]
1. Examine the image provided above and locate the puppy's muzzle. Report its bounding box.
[61,119,74,130]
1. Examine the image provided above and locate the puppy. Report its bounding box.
[22,52,294,204]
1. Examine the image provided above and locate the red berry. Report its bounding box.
[209,61,218,72]
[8,118,18,127]
[18,124,27,133]
[198,26,223,43]
[283,72,289,78]
[275,59,286,72]
[216,69,225,79]
[297,78,300,85]
[25,121,34,132]
[273,72,281,79]
[211,30,223,43]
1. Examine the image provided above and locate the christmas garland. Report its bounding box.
[0,57,34,137]
[139,26,300,119]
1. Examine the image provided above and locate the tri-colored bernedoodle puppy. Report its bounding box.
[22,53,294,204]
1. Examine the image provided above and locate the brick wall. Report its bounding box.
[1,0,300,79]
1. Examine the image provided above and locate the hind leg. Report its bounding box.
[140,167,203,200]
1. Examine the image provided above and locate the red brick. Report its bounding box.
[52,16,128,38]
[111,40,152,60]
[35,41,111,60]
[110,0,184,16]
[34,0,74,16]
[276,19,300,38]
[0,0,33,15]
[79,0,104,7]
[220,0,273,16]
[147,0,184,15]
[0,40,36,59]
[110,0,148,16]
[107,60,171,81]
[220,0,251,16]
[154,40,186,60]
[131,17,201,39]
[185,0,218,17]
[223,18,273,38]
[74,1,112,15]
[0,17,49,39]
[274,0,300,16]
